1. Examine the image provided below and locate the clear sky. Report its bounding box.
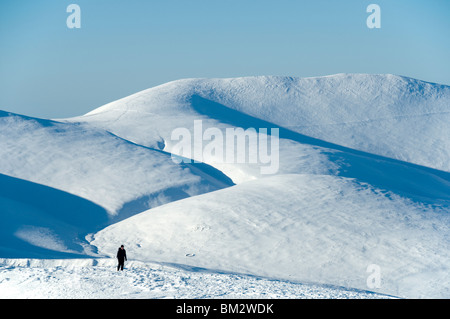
[1,0,449,118]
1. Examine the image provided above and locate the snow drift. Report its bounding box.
[0,173,108,258]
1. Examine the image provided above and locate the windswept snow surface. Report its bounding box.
[1,74,450,299]
[0,258,392,299]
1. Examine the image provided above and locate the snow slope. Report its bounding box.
[0,173,108,258]
[0,111,233,216]
[91,174,450,298]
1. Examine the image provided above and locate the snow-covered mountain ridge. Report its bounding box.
[76,74,450,173]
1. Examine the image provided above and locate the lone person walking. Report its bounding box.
[117,245,127,271]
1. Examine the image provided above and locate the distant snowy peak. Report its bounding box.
[77,74,450,172]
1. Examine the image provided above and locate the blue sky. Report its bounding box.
[1,0,449,118]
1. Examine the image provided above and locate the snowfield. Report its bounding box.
[1,74,450,299]
[0,258,393,299]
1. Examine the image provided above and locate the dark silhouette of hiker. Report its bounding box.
[117,245,127,271]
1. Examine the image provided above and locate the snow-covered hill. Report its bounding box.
[0,110,233,216]
[1,74,450,298]
[71,74,450,174]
